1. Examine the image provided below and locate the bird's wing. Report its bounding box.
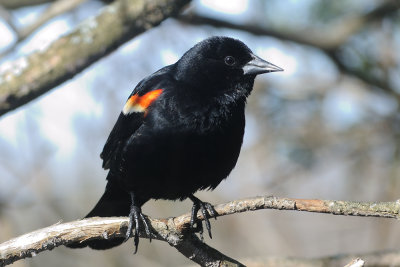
[100,66,172,170]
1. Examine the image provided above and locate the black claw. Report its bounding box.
[190,202,200,228]
[139,212,152,242]
[126,192,152,253]
[190,203,204,238]
[127,205,141,253]
[125,214,133,242]
[198,201,212,238]
[204,202,217,220]
[134,216,139,254]
[189,195,216,239]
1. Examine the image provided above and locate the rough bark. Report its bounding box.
[0,0,190,117]
[1,195,400,266]
[0,0,57,9]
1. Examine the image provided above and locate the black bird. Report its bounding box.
[67,36,282,252]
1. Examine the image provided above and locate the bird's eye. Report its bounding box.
[224,56,236,66]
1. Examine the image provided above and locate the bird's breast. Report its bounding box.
[120,104,246,200]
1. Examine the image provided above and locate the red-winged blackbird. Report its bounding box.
[67,36,282,251]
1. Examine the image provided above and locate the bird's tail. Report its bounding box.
[66,176,131,250]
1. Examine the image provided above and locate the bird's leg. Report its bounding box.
[125,192,152,253]
[188,195,217,239]
[190,200,204,239]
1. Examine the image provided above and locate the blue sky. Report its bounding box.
[0,0,394,197]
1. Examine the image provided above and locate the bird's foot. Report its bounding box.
[125,194,151,253]
[189,195,217,239]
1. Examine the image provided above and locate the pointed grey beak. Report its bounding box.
[243,54,283,75]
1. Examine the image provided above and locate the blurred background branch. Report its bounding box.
[0,0,190,117]
[0,0,57,9]
[178,0,400,94]
[0,0,90,58]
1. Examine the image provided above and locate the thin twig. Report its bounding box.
[0,6,17,33]
[20,0,89,40]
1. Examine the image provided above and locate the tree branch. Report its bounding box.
[179,0,399,51]
[345,258,365,267]
[0,0,57,9]
[0,0,190,117]
[0,5,17,33]
[19,0,89,41]
[0,0,90,59]
[1,195,399,266]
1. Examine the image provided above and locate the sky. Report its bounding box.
[0,0,392,192]
[0,0,300,159]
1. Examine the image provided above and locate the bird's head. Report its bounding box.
[174,36,283,98]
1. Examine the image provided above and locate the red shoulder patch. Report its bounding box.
[122,89,163,115]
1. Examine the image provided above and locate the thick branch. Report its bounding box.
[1,195,400,266]
[0,0,190,117]
[173,233,245,267]
[0,0,57,9]
[0,0,89,59]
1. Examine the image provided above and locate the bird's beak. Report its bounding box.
[243,54,283,75]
